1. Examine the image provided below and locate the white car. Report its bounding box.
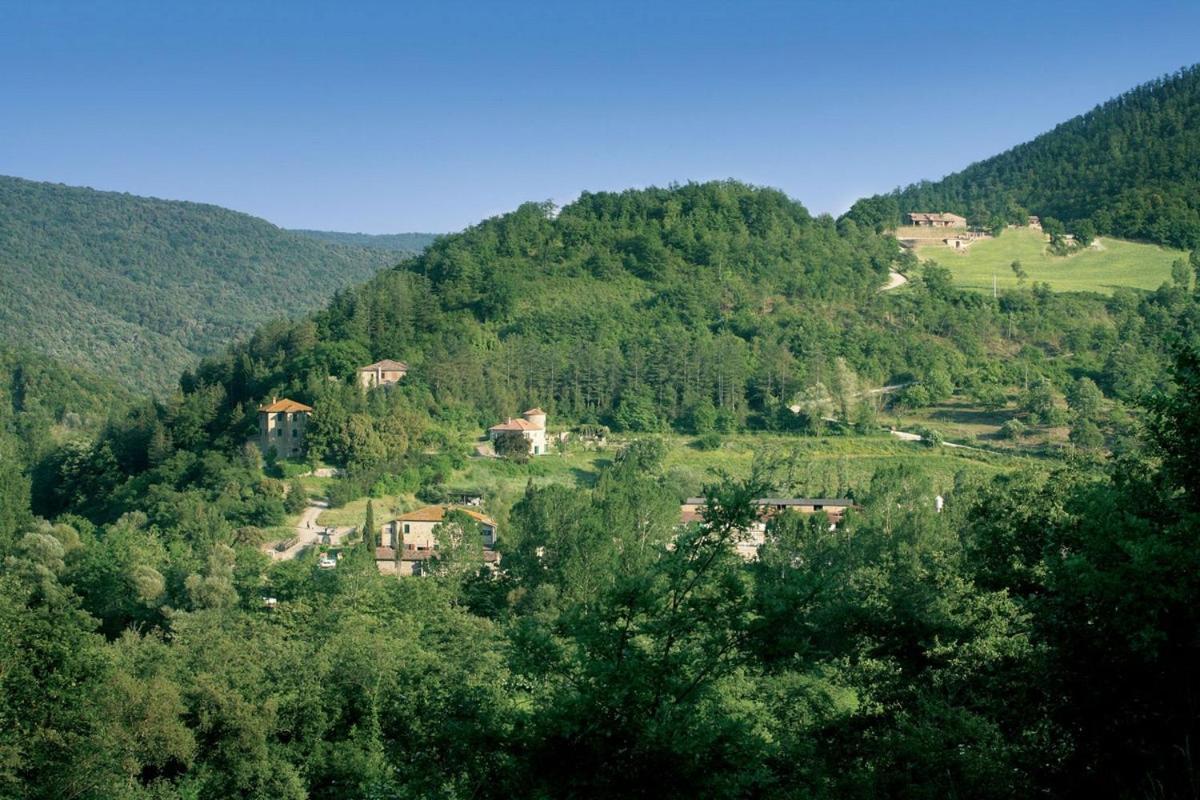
[318,557,337,570]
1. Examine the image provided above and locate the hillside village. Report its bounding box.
[255,363,881,575]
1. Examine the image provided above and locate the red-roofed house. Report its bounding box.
[489,407,548,455]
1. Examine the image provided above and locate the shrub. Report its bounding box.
[999,419,1027,440]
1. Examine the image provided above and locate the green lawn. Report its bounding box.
[915,227,1184,294]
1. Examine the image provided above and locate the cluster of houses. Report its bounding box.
[257,361,872,577]
[257,358,555,461]
[679,496,856,560]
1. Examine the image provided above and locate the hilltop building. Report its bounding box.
[358,359,408,389]
[375,505,500,576]
[489,407,548,455]
[257,398,313,459]
[679,496,856,560]
[907,212,967,228]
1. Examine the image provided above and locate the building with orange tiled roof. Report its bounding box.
[257,397,313,458]
[376,504,500,576]
[488,407,548,455]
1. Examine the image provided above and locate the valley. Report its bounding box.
[2,53,1199,800]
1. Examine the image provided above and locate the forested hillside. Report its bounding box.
[0,176,397,393]
[289,229,439,254]
[2,173,1200,797]
[846,65,1200,249]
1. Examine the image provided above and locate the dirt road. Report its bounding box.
[266,501,356,561]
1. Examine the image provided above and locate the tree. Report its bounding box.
[613,387,662,433]
[790,383,833,434]
[363,499,376,550]
[1170,258,1191,290]
[1069,418,1104,450]
[1020,378,1060,426]
[829,358,860,423]
[493,430,531,461]
[284,479,308,515]
[1066,377,1104,421]
[1011,259,1028,287]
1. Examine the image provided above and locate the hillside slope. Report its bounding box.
[0,176,397,393]
[289,229,439,254]
[847,65,1200,249]
[918,228,1186,294]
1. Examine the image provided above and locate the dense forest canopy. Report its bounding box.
[0,176,399,393]
[845,65,1200,249]
[288,229,439,254]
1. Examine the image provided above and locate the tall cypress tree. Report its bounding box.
[363,499,375,552]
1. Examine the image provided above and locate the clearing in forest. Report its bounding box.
[915,227,1184,294]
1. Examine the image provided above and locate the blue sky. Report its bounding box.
[1,1,1197,233]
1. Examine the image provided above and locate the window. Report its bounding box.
[276,428,283,437]
[403,523,410,534]
[292,428,298,438]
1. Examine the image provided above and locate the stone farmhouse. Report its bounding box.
[375,504,500,576]
[257,398,313,459]
[489,407,548,455]
[358,359,408,389]
[680,496,856,560]
[907,212,967,228]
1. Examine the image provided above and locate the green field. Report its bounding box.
[303,433,1043,531]
[915,227,1184,294]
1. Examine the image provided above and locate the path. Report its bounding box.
[881,271,908,291]
[265,500,357,561]
[888,428,986,452]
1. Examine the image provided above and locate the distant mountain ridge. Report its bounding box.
[289,229,439,254]
[846,65,1200,249]
[0,175,399,393]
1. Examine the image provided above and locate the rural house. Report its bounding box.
[358,359,408,389]
[907,212,967,228]
[376,505,500,576]
[489,407,548,455]
[680,496,855,560]
[257,398,313,459]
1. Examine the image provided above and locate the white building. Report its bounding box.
[488,407,548,456]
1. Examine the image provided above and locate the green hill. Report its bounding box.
[846,65,1200,250]
[916,227,1186,294]
[0,175,398,393]
[289,229,439,254]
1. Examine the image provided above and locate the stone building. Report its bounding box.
[257,398,313,459]
[357,359,408,389]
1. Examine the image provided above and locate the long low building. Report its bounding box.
[679,496,856,560]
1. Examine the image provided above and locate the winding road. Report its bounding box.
[881,271,908,291]
[266,501,356,561]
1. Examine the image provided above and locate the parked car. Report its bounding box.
[318,557,337,569]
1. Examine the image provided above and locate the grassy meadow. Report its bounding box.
[302,432,1045,531]
[915,227,1184,294]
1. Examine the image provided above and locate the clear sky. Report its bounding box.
[2,1,1197,233]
